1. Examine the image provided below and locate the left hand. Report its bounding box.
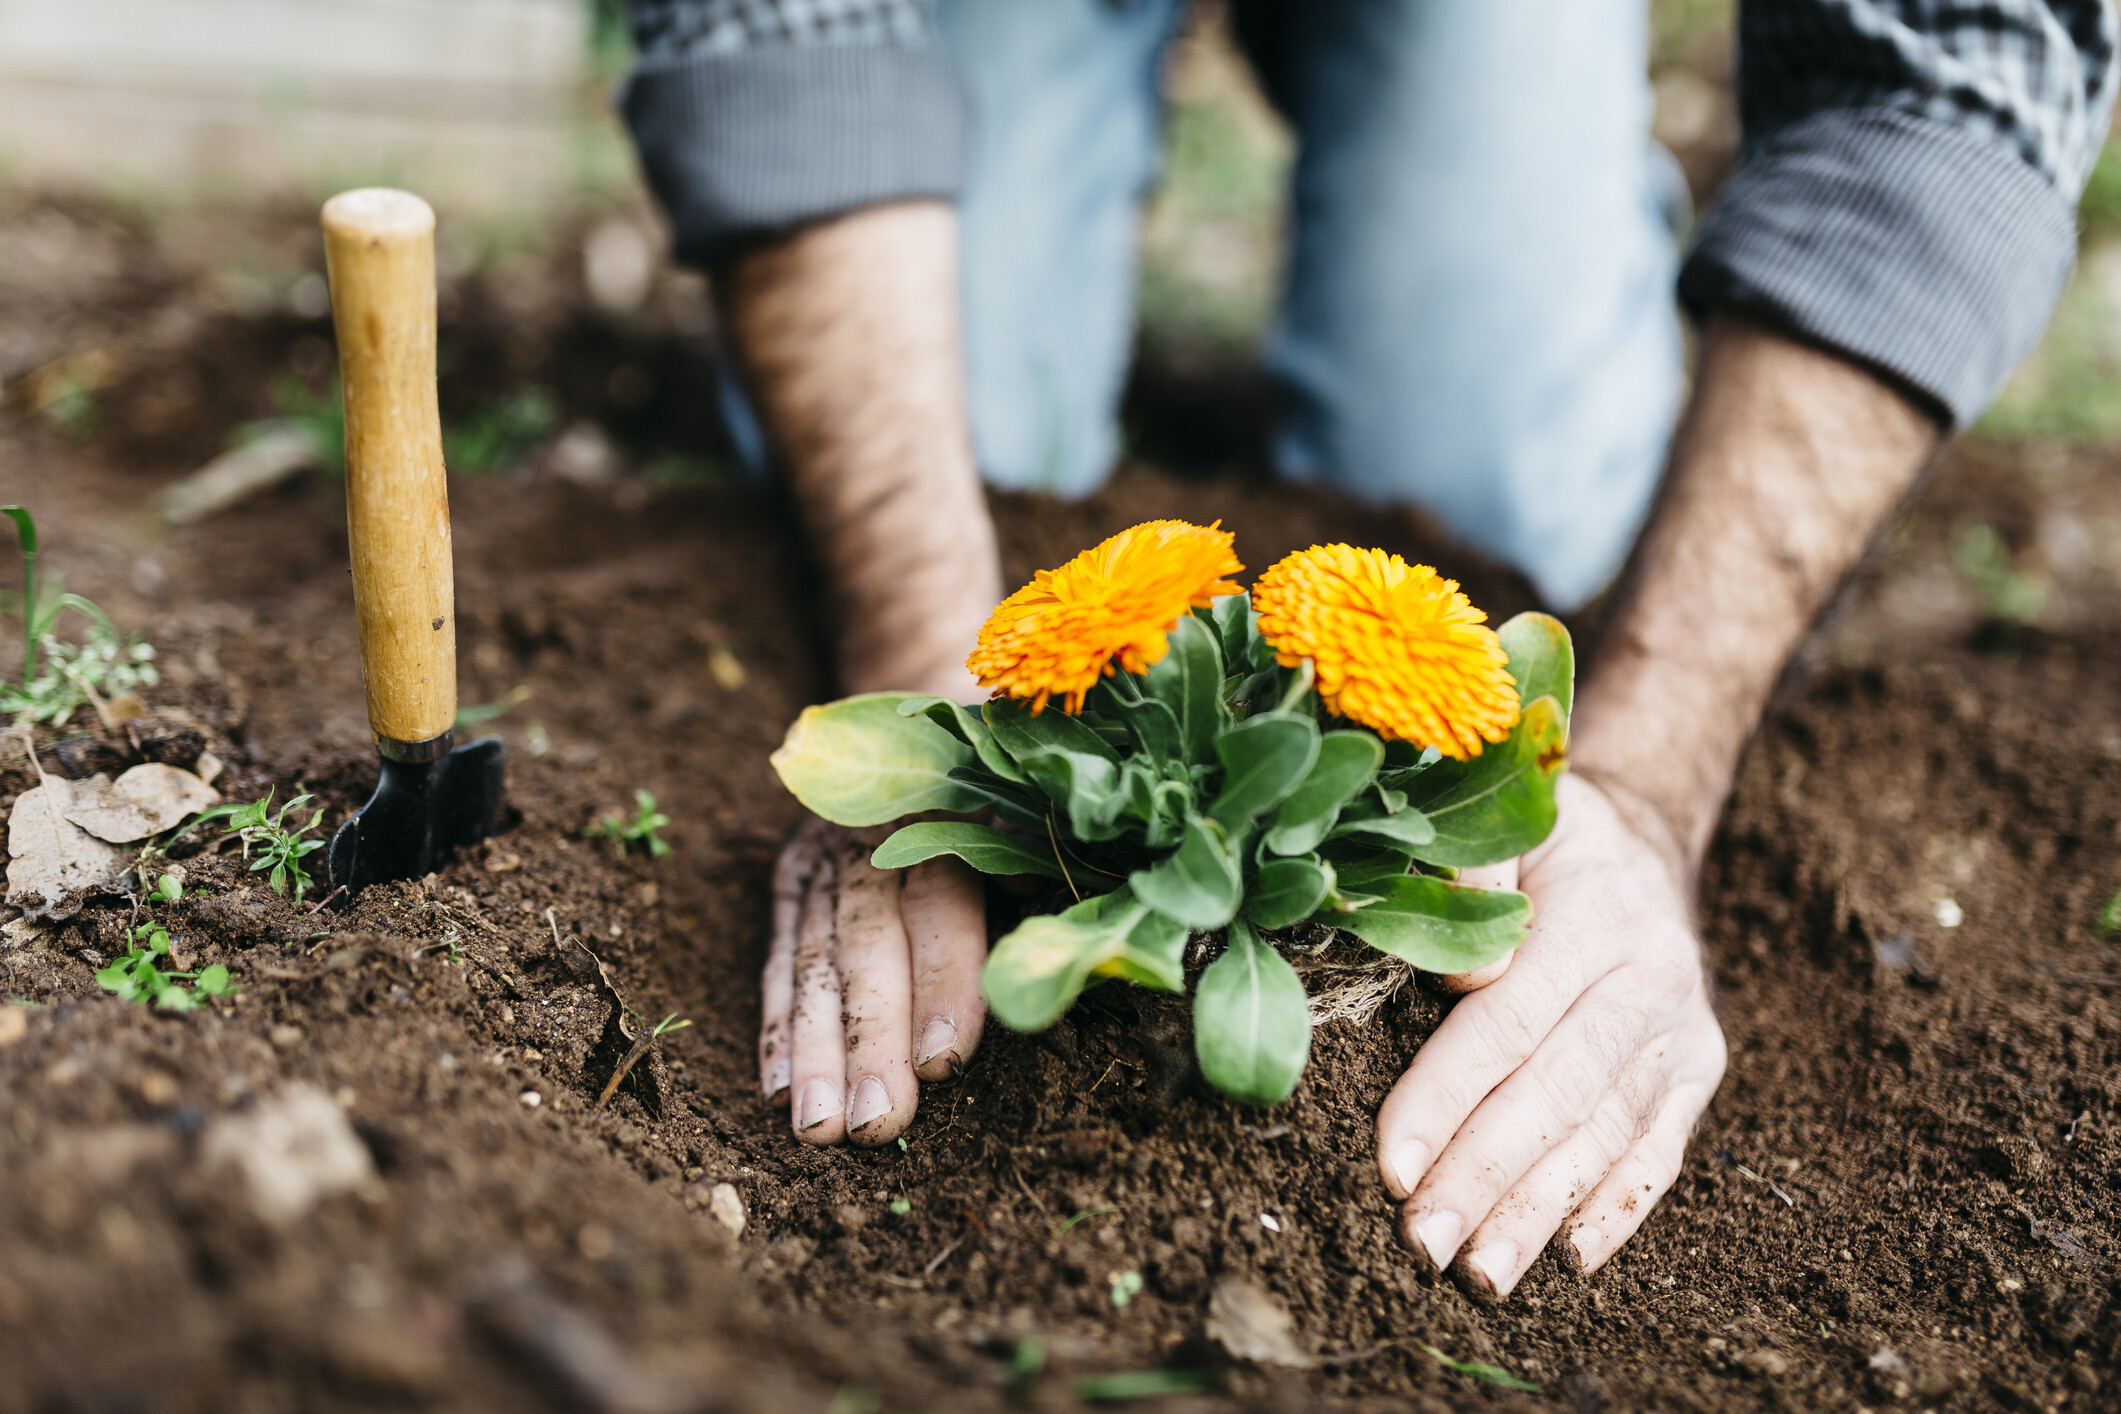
[1372,773,1728,1300]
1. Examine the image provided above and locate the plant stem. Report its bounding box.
[1276,658,1316,714]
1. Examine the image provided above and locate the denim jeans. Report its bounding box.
[935,0,1685,608]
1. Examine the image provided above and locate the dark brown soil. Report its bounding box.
[3,195,2120,1414]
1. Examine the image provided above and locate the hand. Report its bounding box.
[1372,773,1727,1300]
[760,816,989,1146]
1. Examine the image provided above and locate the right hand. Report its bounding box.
[759,815,989,1145]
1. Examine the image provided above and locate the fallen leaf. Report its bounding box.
[1206,1275,1313,1369]
[62,762,219,843]
[6,777,126,920]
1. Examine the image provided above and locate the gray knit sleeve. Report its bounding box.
[621,0,967,265]
[1679,0,2119,425]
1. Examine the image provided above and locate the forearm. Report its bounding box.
[722,201,1000,699]
[1570,316,1939,865]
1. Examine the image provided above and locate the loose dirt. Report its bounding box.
[2,196,2118,1413]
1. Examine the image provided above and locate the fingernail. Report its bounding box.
[763,1057,790,1099]
[796,1078,841,1130]
[1413,1211,1463,1270]
[1383,1139,1428,1199]
[1565,1223,1597,1273]
[847,1076,891,1132]
[915,1017,960,1070]
[1466,1239,1520,1294]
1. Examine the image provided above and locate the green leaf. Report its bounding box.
[1498,611,1574,721]
[1244,856,1333,929]
[983,889,1187,1032]
[1207,714,1319,828]
[1264,730,1384,856]
[1020,748,1128,841]
[770,692,986,827]
[1401,695,1568,868]
[1418,1345,1542,1393]
[2098,889,2120,933]
[1328,809,1436,848]
[898,695,1029,785]
[1106,681,1186,768]
[1074,1369,1218,1402]
[984,697,1121,766]
[1193,920,1311,1106]
[1210,592,1273,674]
[1143,612,1225,760]
[1332,874,1531,973]
[193,964,232,996]
[872,821,1064,879]
[1129,814,1241,929]
[1,506,36,557]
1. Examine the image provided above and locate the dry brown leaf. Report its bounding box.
[62,763,219,843]
[5,777,126,920]
[1206,1275,1313,1368]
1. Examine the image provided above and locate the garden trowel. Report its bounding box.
[319,188,505,895]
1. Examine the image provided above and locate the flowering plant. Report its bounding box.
[771,521,1571,1105]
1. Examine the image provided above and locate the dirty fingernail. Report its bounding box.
[1383,1138,1428,1199]
[763,1057,791,1099]
[796,1078,841,1130]
[847,1076,891,1132]
[915,1017,960,1069]
[1466,1239,1519,1294]
[1413,1211,1463,1270]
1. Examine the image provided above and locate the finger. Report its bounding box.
[1375,912,1609,1203]
[1564,1019,1725,1274]
[834,842,919,1146]
[1560,1098,1698,1277]
[1438,858,1520,994]
[761,822,824,1098]
[789,850,846,1145]
[1448,1084,1648,1302]
[904,857,987,1082]
[1397,974,1662,1270]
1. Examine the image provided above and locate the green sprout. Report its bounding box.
[889,1197,912,1216]
[650,1013,692,1039]
[1073,1370,1216,1401]
[445,387,557,476]
[1418,1344,1542,1393]
[1108,1270,1143,1308]
[0,505,158,725]
[94,873,235,1012]
[1954,523,2045,625]
[455,683,531,730]
[2099,890,2121,934]
[197,789,327,905]
[584,790,670,859]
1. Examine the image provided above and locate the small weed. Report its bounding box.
[889,1197,912,1216]
[1954,523,2045,624]
[2100,890,2120,934]
[1007,1336,1047,1403]
[1,505,158,725]
[446,387,557,475]
[1108,1270,1143,1308]
[1418,1344,1542,1393]
[584,790,670,859]
[650,1013,692,1039]
[198,789,327,905]
[1073,1369,1216,1401]
[95,874,235,1012]
[455,683,531,730]
[1054,1205,1118,1237]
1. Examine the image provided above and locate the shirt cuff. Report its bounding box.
[1678,108,2080,428]
[623,45,967,265]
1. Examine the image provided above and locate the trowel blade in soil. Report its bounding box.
[328,736,507,894]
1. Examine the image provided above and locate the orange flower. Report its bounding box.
[968,520,1244,714]
[1251,545,1518,760]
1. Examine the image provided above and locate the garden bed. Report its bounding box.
[2,197,2118,1412]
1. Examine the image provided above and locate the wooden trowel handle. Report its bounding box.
[321,188,457,757]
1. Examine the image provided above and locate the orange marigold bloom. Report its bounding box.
[1251,545,1518,760]
[968,520,1244,714]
